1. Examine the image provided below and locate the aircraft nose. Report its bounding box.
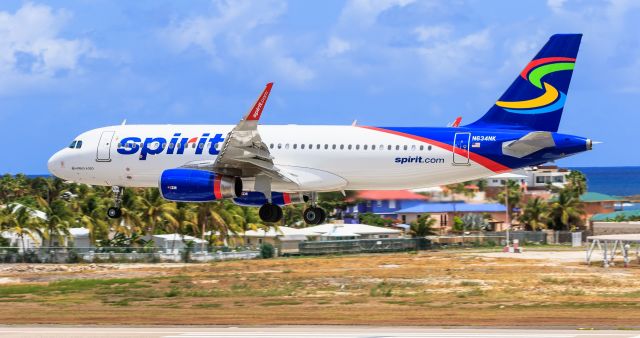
[47,150,65,177]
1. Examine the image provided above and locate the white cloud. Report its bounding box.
[262,36,315,84]
[339,0,416,27]
[415,28,492,84]
[414,25,451,43]
[547,0,567,13]
[323,36,352,57]
[163,0,286,57]
[0,3,95,79]
[162,0,315,84]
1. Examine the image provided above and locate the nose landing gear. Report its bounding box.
[107,186,123,219]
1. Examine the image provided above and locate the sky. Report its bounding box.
[0,0,638,174]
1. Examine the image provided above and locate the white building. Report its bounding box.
[152,234,208,253]
[486,165,571,190]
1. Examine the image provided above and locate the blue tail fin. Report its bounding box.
[468,34,582,132]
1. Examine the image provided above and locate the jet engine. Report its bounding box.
[159,168,242,202]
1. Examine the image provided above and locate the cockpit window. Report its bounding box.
[69,141,77,148]
[75,141,83,149]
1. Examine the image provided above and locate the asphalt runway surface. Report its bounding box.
[1,327,639,338]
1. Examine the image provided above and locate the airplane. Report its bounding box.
[48,34,591,225]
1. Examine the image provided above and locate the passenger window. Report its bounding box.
[411,145,416,151]
[324,144,328,149]
[309,144,313,149]
[76,141,83,149]
[285,143,290,149]
[301,144,305,149]
[332,144,336,150]
[348,145,352,150]
[387,145,392,150]
[340,144,344,150]
[199,143,204,149]
[278,143,282,149]
[372,145,376,150]
[428,145,432,151]
[270,144,274,149]
[69,141,77,149]
[293,144,297,149]
[395,145,400,150]
[356,145,360,150]
[317,144,321,149]
[363,145,368,150]
[420,145,424,151]
[403,145,408,150]
[379,144,383,150]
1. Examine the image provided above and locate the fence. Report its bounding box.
[484,231,548,244]
[0,247,260,263]
[299,238,430,255]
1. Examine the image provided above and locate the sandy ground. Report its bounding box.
[0,249,639,327]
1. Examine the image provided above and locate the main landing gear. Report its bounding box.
[303,192,326,225]
[259,203,283,223]
[107,186,123,219]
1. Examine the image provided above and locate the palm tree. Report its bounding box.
[36,197,72,247]
[136,188,178,236]
[565,170,587,197]
[549,191,585,230]
[409,215,437,238]
[497,180,523,221]
[519,197,550,231]
[170,203,198,253]
[2,205,46,253]
[195,201,245,247]
[78,195,111,245]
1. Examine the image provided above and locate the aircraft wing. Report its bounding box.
[182,83,294,185]
[502,131,556,158]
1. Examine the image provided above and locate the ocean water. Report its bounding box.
[572,166,640,198]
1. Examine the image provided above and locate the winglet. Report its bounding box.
[452,116,462,127]
[245,82,274,121]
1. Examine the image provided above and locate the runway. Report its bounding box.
[0,327,639,338]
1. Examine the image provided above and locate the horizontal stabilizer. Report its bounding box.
[502,131,555,158]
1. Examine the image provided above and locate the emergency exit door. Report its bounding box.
[453,132,470,165]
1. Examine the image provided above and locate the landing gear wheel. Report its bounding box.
[107,207,122,219]
[303,207,326,225]
[259,203,283,223]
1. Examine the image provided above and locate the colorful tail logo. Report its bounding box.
[496,57,575,114]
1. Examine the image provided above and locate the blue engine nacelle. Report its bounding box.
[159,168,242,202]
[233,191,307,207]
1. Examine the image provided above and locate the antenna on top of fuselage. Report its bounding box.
[121,119,127,125]
[352,120,357,126]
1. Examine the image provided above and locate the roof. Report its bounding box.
[300,223,401,236]
[242,226,308,240]
[69,228,90,236]
[396,203,506,214]
[322,226,361,238]
[488,172,527,179]
[588,233,640,242]
[579,192,623,202]
[591,209,640,221]
[152,234,207,243]
[351,190,428,201]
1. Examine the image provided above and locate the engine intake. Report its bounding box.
[159,168,242,202]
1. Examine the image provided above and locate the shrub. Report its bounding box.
[260,243,275,259]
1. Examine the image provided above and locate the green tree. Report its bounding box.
[36,197,72,247]
[497,180,523,221]
[549,190,585,230]
[519,197,550,231]
[0,205,46,252]
[564,170,587,197]
[409,215,437,237]
[137,188,178,235]
[358,212,394,227]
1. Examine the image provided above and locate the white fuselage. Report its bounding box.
[48,124,496,192]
